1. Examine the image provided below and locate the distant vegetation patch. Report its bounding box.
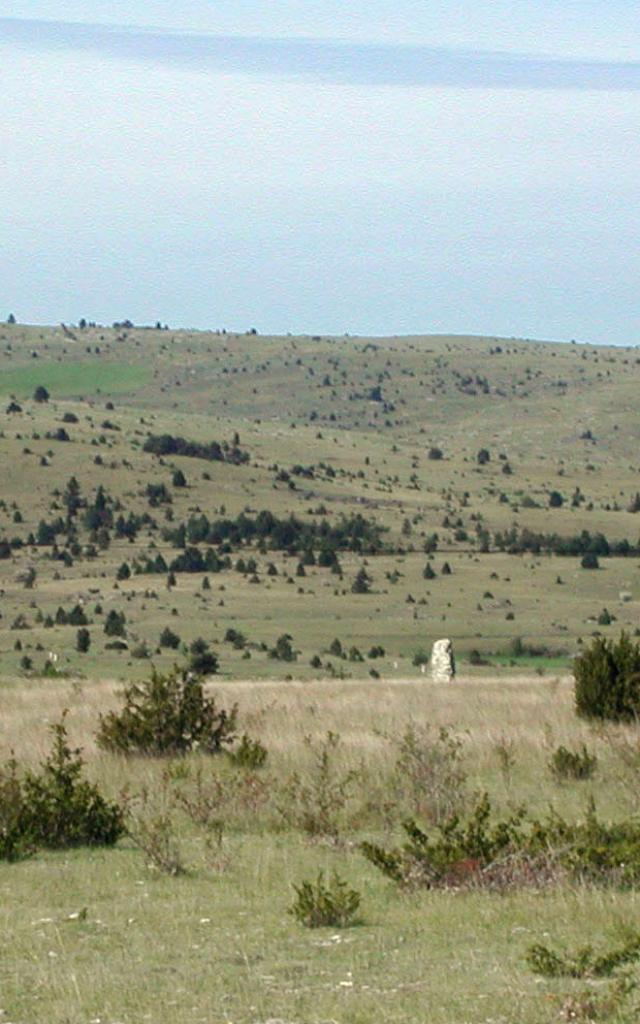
[143,433,249,464]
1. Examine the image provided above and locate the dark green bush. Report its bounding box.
[0,714,124,859]
[550,744,598,781]
[527,934,640,978]
[289,871,361,928]
[104,609,126,637]
[96,666,237,756]
[574,632,640,721]
[0,759,34,861]
[362,794,526,888]
[159,626,181,649]
[76,627,91,653]
[362,796,640,889]
[20,716,124,848]
[581,551,599,569]
[228,734,268,770]
[269,634,296,662]
[529,801,640,887]
[187,638,219,676]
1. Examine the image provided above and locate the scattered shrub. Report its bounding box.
[228,734,268,770]
[412,649,430,667]
[468,649,489,666]
[550,744,598,781]
[159,626,181,649]
[289,871,361,928]
[494,735,517,784]
[104,609,126,637]
[269,634,296,662]
[187,637,219,676]
[574,632,640,721]
[0,714,124,858]
[278,732,358,842]
[361,793,526,888]
[581,551,599,569]
[170,760,268,834]
[392,724,467,825]
[527,934,640,978]
[124,787,185,875]
[362,795,640,889]
[96,666,237,756]
[351,567,372,594]
[368,645,385,659]
[0,759,34,861]
[76,627,91,653]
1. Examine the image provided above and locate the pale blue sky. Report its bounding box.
[2,3,640,342]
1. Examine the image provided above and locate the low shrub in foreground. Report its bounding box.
[123,786,186,876]
[97,666,238,756]
[0,760,34,861]
[289,871,361,928]
[392,723,467,825]
[527,934,640,979]
[277,732,358,842]
[362,794,528,888]
[549,744,598,781]
[362,795,640,889]
[227,733,268,770]
[0,713,124,859]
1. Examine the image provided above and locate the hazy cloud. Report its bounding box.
[3,16,640,91]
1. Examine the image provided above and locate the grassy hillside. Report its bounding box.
[1,321,639,682]
[3,322,640,1024]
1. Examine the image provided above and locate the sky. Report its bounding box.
[2,3,640,343]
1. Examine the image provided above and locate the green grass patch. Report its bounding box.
[489,654,572,670]
[0,361,151,398]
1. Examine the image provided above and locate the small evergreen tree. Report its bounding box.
[67,603,88,626]
[20,714,124,848]
[351,567,371,594]
[96,666,236,755]
[159,626,181,649]
[270,634,296,661]
[581,552,599,570]
[76,628,91,653]
[104,609,126,637]
[574,632,640,721]
[188,637,218,676]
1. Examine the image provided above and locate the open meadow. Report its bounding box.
[3,672,640,1024]
[2,323,640,1023]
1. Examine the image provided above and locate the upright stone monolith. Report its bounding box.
[430,638,455,682]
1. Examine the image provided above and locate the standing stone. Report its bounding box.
[430,638,455,682]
